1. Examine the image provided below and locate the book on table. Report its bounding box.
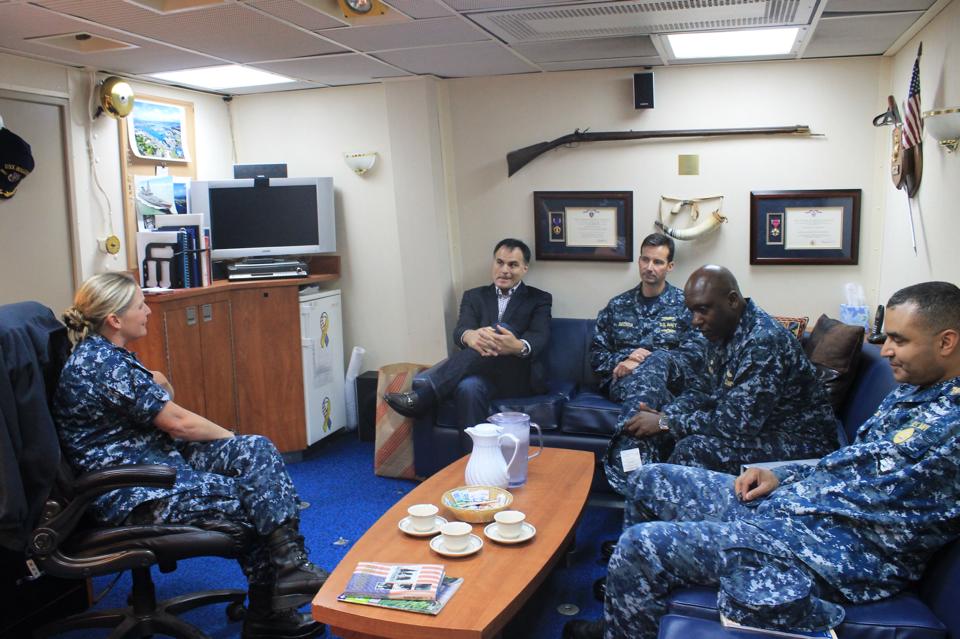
[338,576,463,615]
[342,563,446,601]
[720,615,838,638]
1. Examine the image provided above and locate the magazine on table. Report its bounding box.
[341,562,446,601]
[720,615,838,638]
[338,576,463,615]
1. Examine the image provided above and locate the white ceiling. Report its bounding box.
[0,0,943,94]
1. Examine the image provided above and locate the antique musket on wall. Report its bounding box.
[506,125,819,176]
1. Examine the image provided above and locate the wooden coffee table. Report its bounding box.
[311,447,594,639]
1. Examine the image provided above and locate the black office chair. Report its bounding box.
[0,301,248,639]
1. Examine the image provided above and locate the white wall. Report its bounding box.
[445,57,888,323]
[230,84,412,370]
[876,0,960,301]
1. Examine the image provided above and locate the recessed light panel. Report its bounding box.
[667,27,800,60]
[150,65,295,90]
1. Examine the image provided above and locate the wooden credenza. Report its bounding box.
[128,260,339,453]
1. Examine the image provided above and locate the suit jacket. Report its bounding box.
[452,282,552,394]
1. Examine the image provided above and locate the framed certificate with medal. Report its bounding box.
[533,191,633,261]
[750,190,861,265]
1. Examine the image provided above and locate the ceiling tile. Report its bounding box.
[383,0,454,19]
[34,0,348,63]
[253,53,410,85]
[539,56,661,71]
[227,80,327,94]
[0,3,221,74]
[514,35,657,63]
[318,17,489,52]
[804,12,922,57]
[824,0,935,13]
[244,0,347,30]
[442,0,585,10]
[374,41,538,77]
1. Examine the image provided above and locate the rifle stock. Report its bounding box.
[506,125,813,176]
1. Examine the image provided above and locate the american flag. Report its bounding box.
[902,43,923,150]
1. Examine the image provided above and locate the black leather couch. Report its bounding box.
[413,317,892,493]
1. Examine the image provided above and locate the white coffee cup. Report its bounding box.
[439,521,472,551]
[494,510,526,539]
[407,503,439,532]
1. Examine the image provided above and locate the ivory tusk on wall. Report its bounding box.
[655,209,728,240]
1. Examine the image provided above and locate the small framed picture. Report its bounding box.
[533,191,633,261]
[750,190,861,265]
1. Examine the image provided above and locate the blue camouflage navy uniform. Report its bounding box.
[51,334,302,586]
[590,282,697,403]
[604,375,960,639]
[604,299,839,493]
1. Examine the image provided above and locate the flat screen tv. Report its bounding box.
[191,177,335,261]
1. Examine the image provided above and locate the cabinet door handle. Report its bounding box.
[185,306,197,326]
[201,304,213,322]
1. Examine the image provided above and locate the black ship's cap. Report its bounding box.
[0,127,35,199]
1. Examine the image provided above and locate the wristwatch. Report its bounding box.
[658,415,670,432]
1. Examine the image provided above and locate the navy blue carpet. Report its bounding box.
[60,432,621,638]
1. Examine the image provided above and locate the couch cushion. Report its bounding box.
[434,384,574,432]
[492,387,574,433]
[804,314,865,412]
[543,318,599,389]
[773,315,809,340]
[838,344,896,444]
[667,587,947,639]
[560,391,620,436]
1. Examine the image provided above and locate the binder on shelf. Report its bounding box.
[154,214,208,288]
[136,230,180,288]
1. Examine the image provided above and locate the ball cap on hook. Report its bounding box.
[0,127,34,199]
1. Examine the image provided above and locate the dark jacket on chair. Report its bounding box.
[0,302,69,551]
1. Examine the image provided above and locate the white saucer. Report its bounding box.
[398,515,447,537]
[483,521,536,544]
[429,533,483,557]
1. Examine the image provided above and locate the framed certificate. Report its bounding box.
[750,190,861,265]
[533,191,632,261]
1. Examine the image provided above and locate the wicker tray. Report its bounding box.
[440,486,513,523]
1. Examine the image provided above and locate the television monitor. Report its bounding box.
[191,177,335,261]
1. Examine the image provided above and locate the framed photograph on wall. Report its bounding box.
[749,189,861,265]
[533,191,633,261]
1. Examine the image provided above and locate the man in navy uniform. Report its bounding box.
[591,233,697,405]
[565,281,960,639]
[384,238,551,430]
[604,265,838,494]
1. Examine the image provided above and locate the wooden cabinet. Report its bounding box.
[128,265,339,453]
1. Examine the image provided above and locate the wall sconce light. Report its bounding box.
[344,152,377,175]
[923,107,960,152]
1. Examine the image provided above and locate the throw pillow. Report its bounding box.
[773,315,809,340]
[804,315,865,411]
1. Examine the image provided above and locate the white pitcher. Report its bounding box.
[464,423,520,489]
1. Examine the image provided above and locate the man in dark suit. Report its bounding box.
[384,238,552,430]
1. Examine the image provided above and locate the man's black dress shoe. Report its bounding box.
[600,539,617,561]
[562,618,604,639]
[384,390,430,418]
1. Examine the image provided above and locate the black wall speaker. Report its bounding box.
[634,72,655,109]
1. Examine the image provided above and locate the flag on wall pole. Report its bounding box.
[902,43,922,197]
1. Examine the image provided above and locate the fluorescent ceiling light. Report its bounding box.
[150,65,294,90]
[667,27,799,60]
